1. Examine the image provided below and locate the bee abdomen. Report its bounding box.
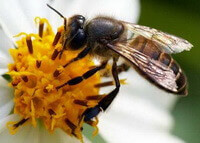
[131,36,162,60]
[130,36,187,95]
[158,53,187,95]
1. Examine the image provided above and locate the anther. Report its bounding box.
[39,22,44,38]
[94,81,114,88]
[54,66,64,77]
[12,81,20,86]
[95,79,126,88]
[21,76,28,82]
[26,36,33,54]
[86,95,103,100]
[43,88,48,93]
[51,49,59,60]
[13,118,29,128]
[36,60,41,68]
[74,100,88,107]
[13,66,18,71]
[53,69,61,77]
[48,109,56,116]
[52,31,61,46]
[65,119,76,133]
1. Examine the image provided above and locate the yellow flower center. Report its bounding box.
[6,17,103,141]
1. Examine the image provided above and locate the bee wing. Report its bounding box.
[107,43,181,94]
[124,22,193,54]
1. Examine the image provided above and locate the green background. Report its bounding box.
[139,0,200,143]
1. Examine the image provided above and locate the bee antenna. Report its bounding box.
[47,4,65,19]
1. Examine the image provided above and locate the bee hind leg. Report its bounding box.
[117,62,130,74]
[102,62,130,77]
[83,58,120,121]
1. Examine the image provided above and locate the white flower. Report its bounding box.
[0,0,185,143]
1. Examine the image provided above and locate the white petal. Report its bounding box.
[0,115,90,143]
[17,0,51,29]
[0,0,33,39]
[0,100,13,119]
[119,68,178,110]
[0,116,35,143]
[0,68,9,75]
[0,51,12,69]
[0,77,13,117]
[31,122,91,143]
[0,114,19,133]
[0,114,39,143]
[97,68,180,142]
[49,0,140,30]
[99,95,174,131]
[0,28,14,56]
[39,126,83,143]
[99,121,185,143]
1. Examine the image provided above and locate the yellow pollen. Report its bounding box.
[7,17,101,141]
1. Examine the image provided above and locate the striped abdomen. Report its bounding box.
[130,36,187,95]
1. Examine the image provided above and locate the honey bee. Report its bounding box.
[47,5,193,122]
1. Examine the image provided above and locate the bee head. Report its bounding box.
[47,4,87,50]
[69,15,87,50]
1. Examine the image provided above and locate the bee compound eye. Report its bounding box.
[70,29,87,50]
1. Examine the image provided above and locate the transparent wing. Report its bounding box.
[124,22,193,54]
[107,43,180,93]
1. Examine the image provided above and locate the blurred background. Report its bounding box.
[139,0,200,143]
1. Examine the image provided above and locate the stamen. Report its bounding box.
[11,77,21,86]
[85,117,99,136]
[48,109,56,116]
[13,66,18,71]
[21,75,28,82]
[94,79,126,88]
[86,95,104,100]
[7,118,29,135]
[51,28,63,60]
[95,81,114,88]
[36,60,41,68]
[53,66,64,77]
[65,119,77,134]
[51,49,60,60]
[52,31,62,46]
[13,118,29,128]
[26,36,33,54]
[74,100,88,107]
[39,21,44,37]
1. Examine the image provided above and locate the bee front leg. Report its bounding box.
[63,46,91,68]
[83,58,120,121]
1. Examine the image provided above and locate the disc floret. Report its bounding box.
[7,17,102,141]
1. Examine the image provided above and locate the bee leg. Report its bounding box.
[83,58,120,121]
[117,63,130,74]
[56,61,108,89]
[63,46,91,68]
[102,62,130,77]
